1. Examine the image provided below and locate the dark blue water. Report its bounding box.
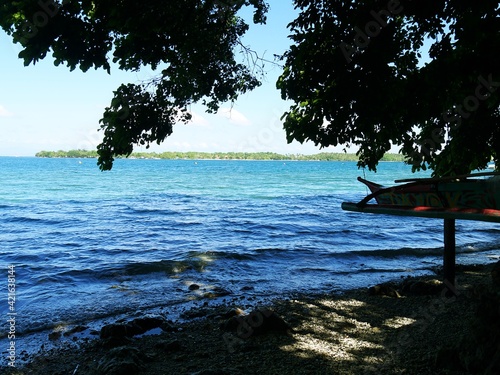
[1,157,499,359]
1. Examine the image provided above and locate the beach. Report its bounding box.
[2,262,499,375]
[2,158,499,373]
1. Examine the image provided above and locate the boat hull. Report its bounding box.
[358,177,500,210]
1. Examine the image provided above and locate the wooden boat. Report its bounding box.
[356,172,500,210]
[343,172,500,286]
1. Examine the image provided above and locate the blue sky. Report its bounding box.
[0,2,346,157]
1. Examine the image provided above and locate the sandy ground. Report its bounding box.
[2,262,498,375]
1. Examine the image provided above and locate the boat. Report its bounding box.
[342,172,500,286]
[355,172,500,210]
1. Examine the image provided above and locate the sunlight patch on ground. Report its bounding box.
[316,298,367,313]
[280,297,386,365]
[281,333,385,363]
[383,316,417,329]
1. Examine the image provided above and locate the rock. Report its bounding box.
[100,323,136,340]
[368,283,401,298]
[491,260,500,287]
[97,346,144,375]
[101,316,169,344]
[203,288,231,298]
[100,323,137,348]
[160,320,177,332]
[408,279,443,295]
[130,316,166,335]
[48,331,62,341]
[214,286,231,295]
[221,308,292,339]
[203,286,232,299]
[189,284,200,291]
[220,307,245,320]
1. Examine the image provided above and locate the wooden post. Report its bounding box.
[443,218,456,289]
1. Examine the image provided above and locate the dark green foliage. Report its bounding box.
[35,149,405,161]
[36,149,99,158]
[4,1,499,175]
[278,0,500,176]
[1,0,268,170]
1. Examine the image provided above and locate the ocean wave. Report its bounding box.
[5,215,64,225]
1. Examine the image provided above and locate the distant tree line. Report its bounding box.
[35,149,405,162]
[36,150,99,158]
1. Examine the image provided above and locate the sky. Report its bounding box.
[0,2,346,157]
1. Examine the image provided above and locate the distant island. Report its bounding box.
[35,149,405,162]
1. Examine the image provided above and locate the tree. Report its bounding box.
[2,1,499,176]
[0,0,268,170]
[278,0,500,176]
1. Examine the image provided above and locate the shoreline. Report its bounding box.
[32,150,406,162]
[2,262,499,374]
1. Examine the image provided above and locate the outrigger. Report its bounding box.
[342,172,500,291]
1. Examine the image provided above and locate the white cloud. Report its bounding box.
[186,111,210,127]
[0,105,13,117]
[217,107,251,126]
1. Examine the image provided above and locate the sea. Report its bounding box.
[1,157,499,362]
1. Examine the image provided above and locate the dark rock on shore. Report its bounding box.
[221,308,292,338]
[368,283,401,298]
[369,278,444,297]
[189,283,200,291]
[404,279,443,296]
[48,331,62,341]
[203,286,231,298]
[219,307,245,320]
[131,316,168,334]
[97,346,149,375]
[100,323,136,340]
[100,316,172,347]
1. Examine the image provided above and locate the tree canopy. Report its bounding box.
[0,0,268,170]
[2,1,499,175]
[278,0,500,176]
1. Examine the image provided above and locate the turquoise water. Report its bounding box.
[1,157,499,359]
